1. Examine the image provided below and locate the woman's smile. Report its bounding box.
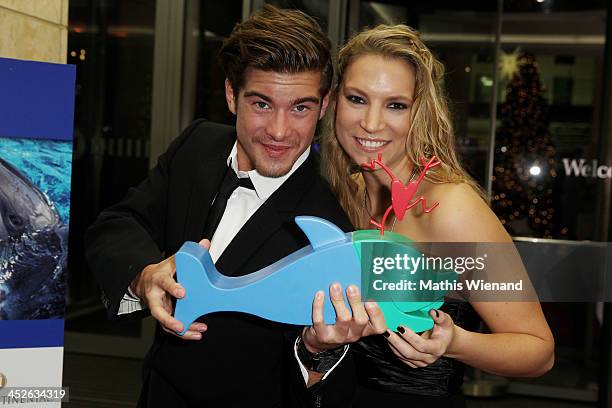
[353,136,391,152]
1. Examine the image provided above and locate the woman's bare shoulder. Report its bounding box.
[424,182,512,242]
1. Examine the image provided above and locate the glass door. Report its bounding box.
[65,0,158,349]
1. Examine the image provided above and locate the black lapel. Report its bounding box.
[182,135,235,242]
[215,153,317,276]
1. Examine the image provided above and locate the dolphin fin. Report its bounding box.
[294,216,347,250]
[174,241,218,336]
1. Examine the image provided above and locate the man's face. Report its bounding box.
[225,69,329,177]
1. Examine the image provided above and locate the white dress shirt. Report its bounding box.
[118,142,347,382]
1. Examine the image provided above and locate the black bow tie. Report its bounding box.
[203,166,254,239]
[236,175,255,190]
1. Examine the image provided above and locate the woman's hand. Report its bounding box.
[384,309,455,368]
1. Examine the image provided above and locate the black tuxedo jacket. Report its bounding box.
[85,120,355,407]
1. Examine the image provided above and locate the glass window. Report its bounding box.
[266,0,329,32]
[492,2,608,240]
[492,2,608,402]
[66,0,157,337]
[191,1,243,124]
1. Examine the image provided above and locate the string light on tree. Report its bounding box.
[529,165,541,176]
[492,51,565,238]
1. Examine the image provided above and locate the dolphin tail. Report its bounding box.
[379,300,444,333]
[173,241,220,336]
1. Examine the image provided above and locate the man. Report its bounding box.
[85,6,384,407]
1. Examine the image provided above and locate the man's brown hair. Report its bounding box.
[219,5,333,98]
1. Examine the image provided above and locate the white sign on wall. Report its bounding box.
[562,158,612,179]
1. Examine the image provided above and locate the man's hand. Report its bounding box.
[131,239,210,340]
[302,283,387,353]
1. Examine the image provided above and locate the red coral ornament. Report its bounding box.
[361,154,441,235]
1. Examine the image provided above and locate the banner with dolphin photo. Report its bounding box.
[0,57,74,406]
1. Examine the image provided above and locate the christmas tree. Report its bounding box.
[492,51,560,238]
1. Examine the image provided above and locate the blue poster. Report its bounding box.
[0,57,74,364]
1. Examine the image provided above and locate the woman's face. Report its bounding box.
[335,54,416,174]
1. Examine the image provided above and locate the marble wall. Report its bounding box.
[0,0,69,64]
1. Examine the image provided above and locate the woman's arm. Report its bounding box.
[447,301,554,377]
[388,182,554,377]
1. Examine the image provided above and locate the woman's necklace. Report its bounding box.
[362,166,420,232]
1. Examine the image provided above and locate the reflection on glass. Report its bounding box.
[359,2,407,26]
[492,51,559,239]
[266,0,329,32]
[193,1,243,124]
[66,0,156,336]
[493,2,607,399]
[493,3,607,241]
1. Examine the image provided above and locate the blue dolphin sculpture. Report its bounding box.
[175,217,454,335]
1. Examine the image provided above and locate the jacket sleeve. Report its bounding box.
[284,331,357,407]
[84,119,206,319]
[282,183,358,407]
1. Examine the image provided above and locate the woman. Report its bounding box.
[321,25,554,406]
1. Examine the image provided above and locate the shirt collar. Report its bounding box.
[227,142,311,200]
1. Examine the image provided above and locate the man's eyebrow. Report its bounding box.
[243,91,272,102]
[291,96,320,105]
[243,92,320,106]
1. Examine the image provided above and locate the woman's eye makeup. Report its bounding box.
[388,102,409,110]
[345,94,410,110]
[346,94,365,104]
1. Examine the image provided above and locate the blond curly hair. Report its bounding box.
[321,24,484,225]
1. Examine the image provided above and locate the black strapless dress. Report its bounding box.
[351,301,480,407]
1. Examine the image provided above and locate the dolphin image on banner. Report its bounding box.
[0,157,68,320]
